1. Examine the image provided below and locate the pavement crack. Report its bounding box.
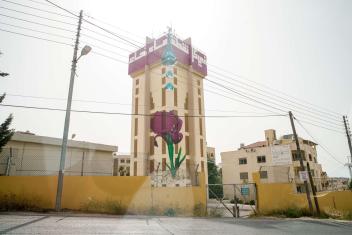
[155,218,174,235]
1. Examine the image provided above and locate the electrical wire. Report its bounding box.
[0,13,76,33]
[0,27,72,46]
[295,117,345,165]
[44,0,141,48]
[208,70,343,124]
[0,21,74,41]
[208,65,343,118]
[1,0,77,19]
[0,103,286,118]
[0,6,77,27]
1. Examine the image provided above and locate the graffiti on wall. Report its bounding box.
[150,111,186,178]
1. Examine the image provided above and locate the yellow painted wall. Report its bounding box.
[0,174,206,215]
[253,172,352,213]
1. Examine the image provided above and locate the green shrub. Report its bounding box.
[163,208,176,217]
[0,193,45,212]
[208,208,223,217]
[193,203,206,217]
[81,198,126,215]
[249,200,255,205]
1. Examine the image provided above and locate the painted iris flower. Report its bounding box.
[151,111,186,177]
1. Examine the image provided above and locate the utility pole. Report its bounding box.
[55,10,83,211]
[306,162,320,215]
[289,111,313,213]
[343,116,352,180]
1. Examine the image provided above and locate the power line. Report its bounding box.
[80,32,132,53]
[0,27,72,46]
[208,70,343,123]
[295,117,345,165]
[1,0,77,19]
[0,13,76,33]
[0,21,74,41]
[208,65,343,118]
[44,0,141,48]
[296,118,345,135]
[0,6,77,27]
[0,103,286,118]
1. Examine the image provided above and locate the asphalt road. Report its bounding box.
[0,213,351,234]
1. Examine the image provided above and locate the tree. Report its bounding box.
[0,93,14,152]
[0,51,9,77]
[207,160,223,199]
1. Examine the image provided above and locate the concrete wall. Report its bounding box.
[0,173,206,215]
[253,172,352,213]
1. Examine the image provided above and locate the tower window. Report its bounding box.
[162,140,166,154]
[134,161,137,176]
[198,97,202,115]
[136,87,139,95]
[173,67,177,75]
[162,158,166,171]
[199,118,203,135]
[201,161,204,172]
[149,159,154,174]
[134,118,138,136]
[150,93,154,110]
[184,93,188,110]
[185,136,190,155]
[200,139,204,157]
[135,98,138,114]
[185,114,189,132]
[162,88,166,106]
[136,79,139,86]
[150,136,154,155]
[134,139,137,158]
[174,88,178,106]
[162,67,166,74]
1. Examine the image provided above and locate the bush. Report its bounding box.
[193,203,206,217]
[81,198,127,215]
[249,200,255,205]
[267,207,312,218]
[0,193,45,212]
[208,208,223,217]
[163,208,176,217]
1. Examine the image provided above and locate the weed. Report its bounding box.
[163,208,176,217]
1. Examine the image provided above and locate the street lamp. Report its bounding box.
[55,45,91,211]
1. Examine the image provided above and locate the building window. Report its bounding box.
[121,159,125,163]
[150,159,154,174]
[198,97,202,115]
[162,67,165,74]
[135,87,139,95]
[257,155,266,163]
[173,67,177,75]
[201,161,204,172]
[292,150,306,161]
[174,87,178,106]
[133,161,137,176]
[240,172,248,180]
[309,154,312,161]
[185,114,189,132]
[127,160,130,163]
[136,79,139,86]
[162,158,166,171]
[200,139,204,157]
[174,77,177,85]
[134,118,138,136]
[239,158,247,165]
[197,80,201,86]
[162,76,166,84]
[134,98,138,114]
[198,88,201,96]
[260,171,268,179]
[186,159,190,176]
[150,136,154,155]
[199,118,203,135]
[185,136,190,155]
[134,139,137,158]
[175,143,178,154]
[162,88,166,106]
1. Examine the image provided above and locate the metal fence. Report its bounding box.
[0,147,113,176]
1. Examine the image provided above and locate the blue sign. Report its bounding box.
[241,186,249,196]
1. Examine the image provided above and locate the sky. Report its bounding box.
[0,0,351,177]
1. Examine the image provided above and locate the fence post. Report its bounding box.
[80,151,85,176]
[5,147,12,176]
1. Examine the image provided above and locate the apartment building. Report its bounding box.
[221,129,327,198]
[113,154,131,176]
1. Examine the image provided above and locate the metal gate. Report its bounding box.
[207,183,257,218]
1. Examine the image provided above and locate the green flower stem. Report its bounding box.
[167,141,176,177]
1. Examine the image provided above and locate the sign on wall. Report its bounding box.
[241,185,250,196]
[299,171,308,181]
[271,145,292,166]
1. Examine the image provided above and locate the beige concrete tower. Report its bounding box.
[128,31,207,186]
